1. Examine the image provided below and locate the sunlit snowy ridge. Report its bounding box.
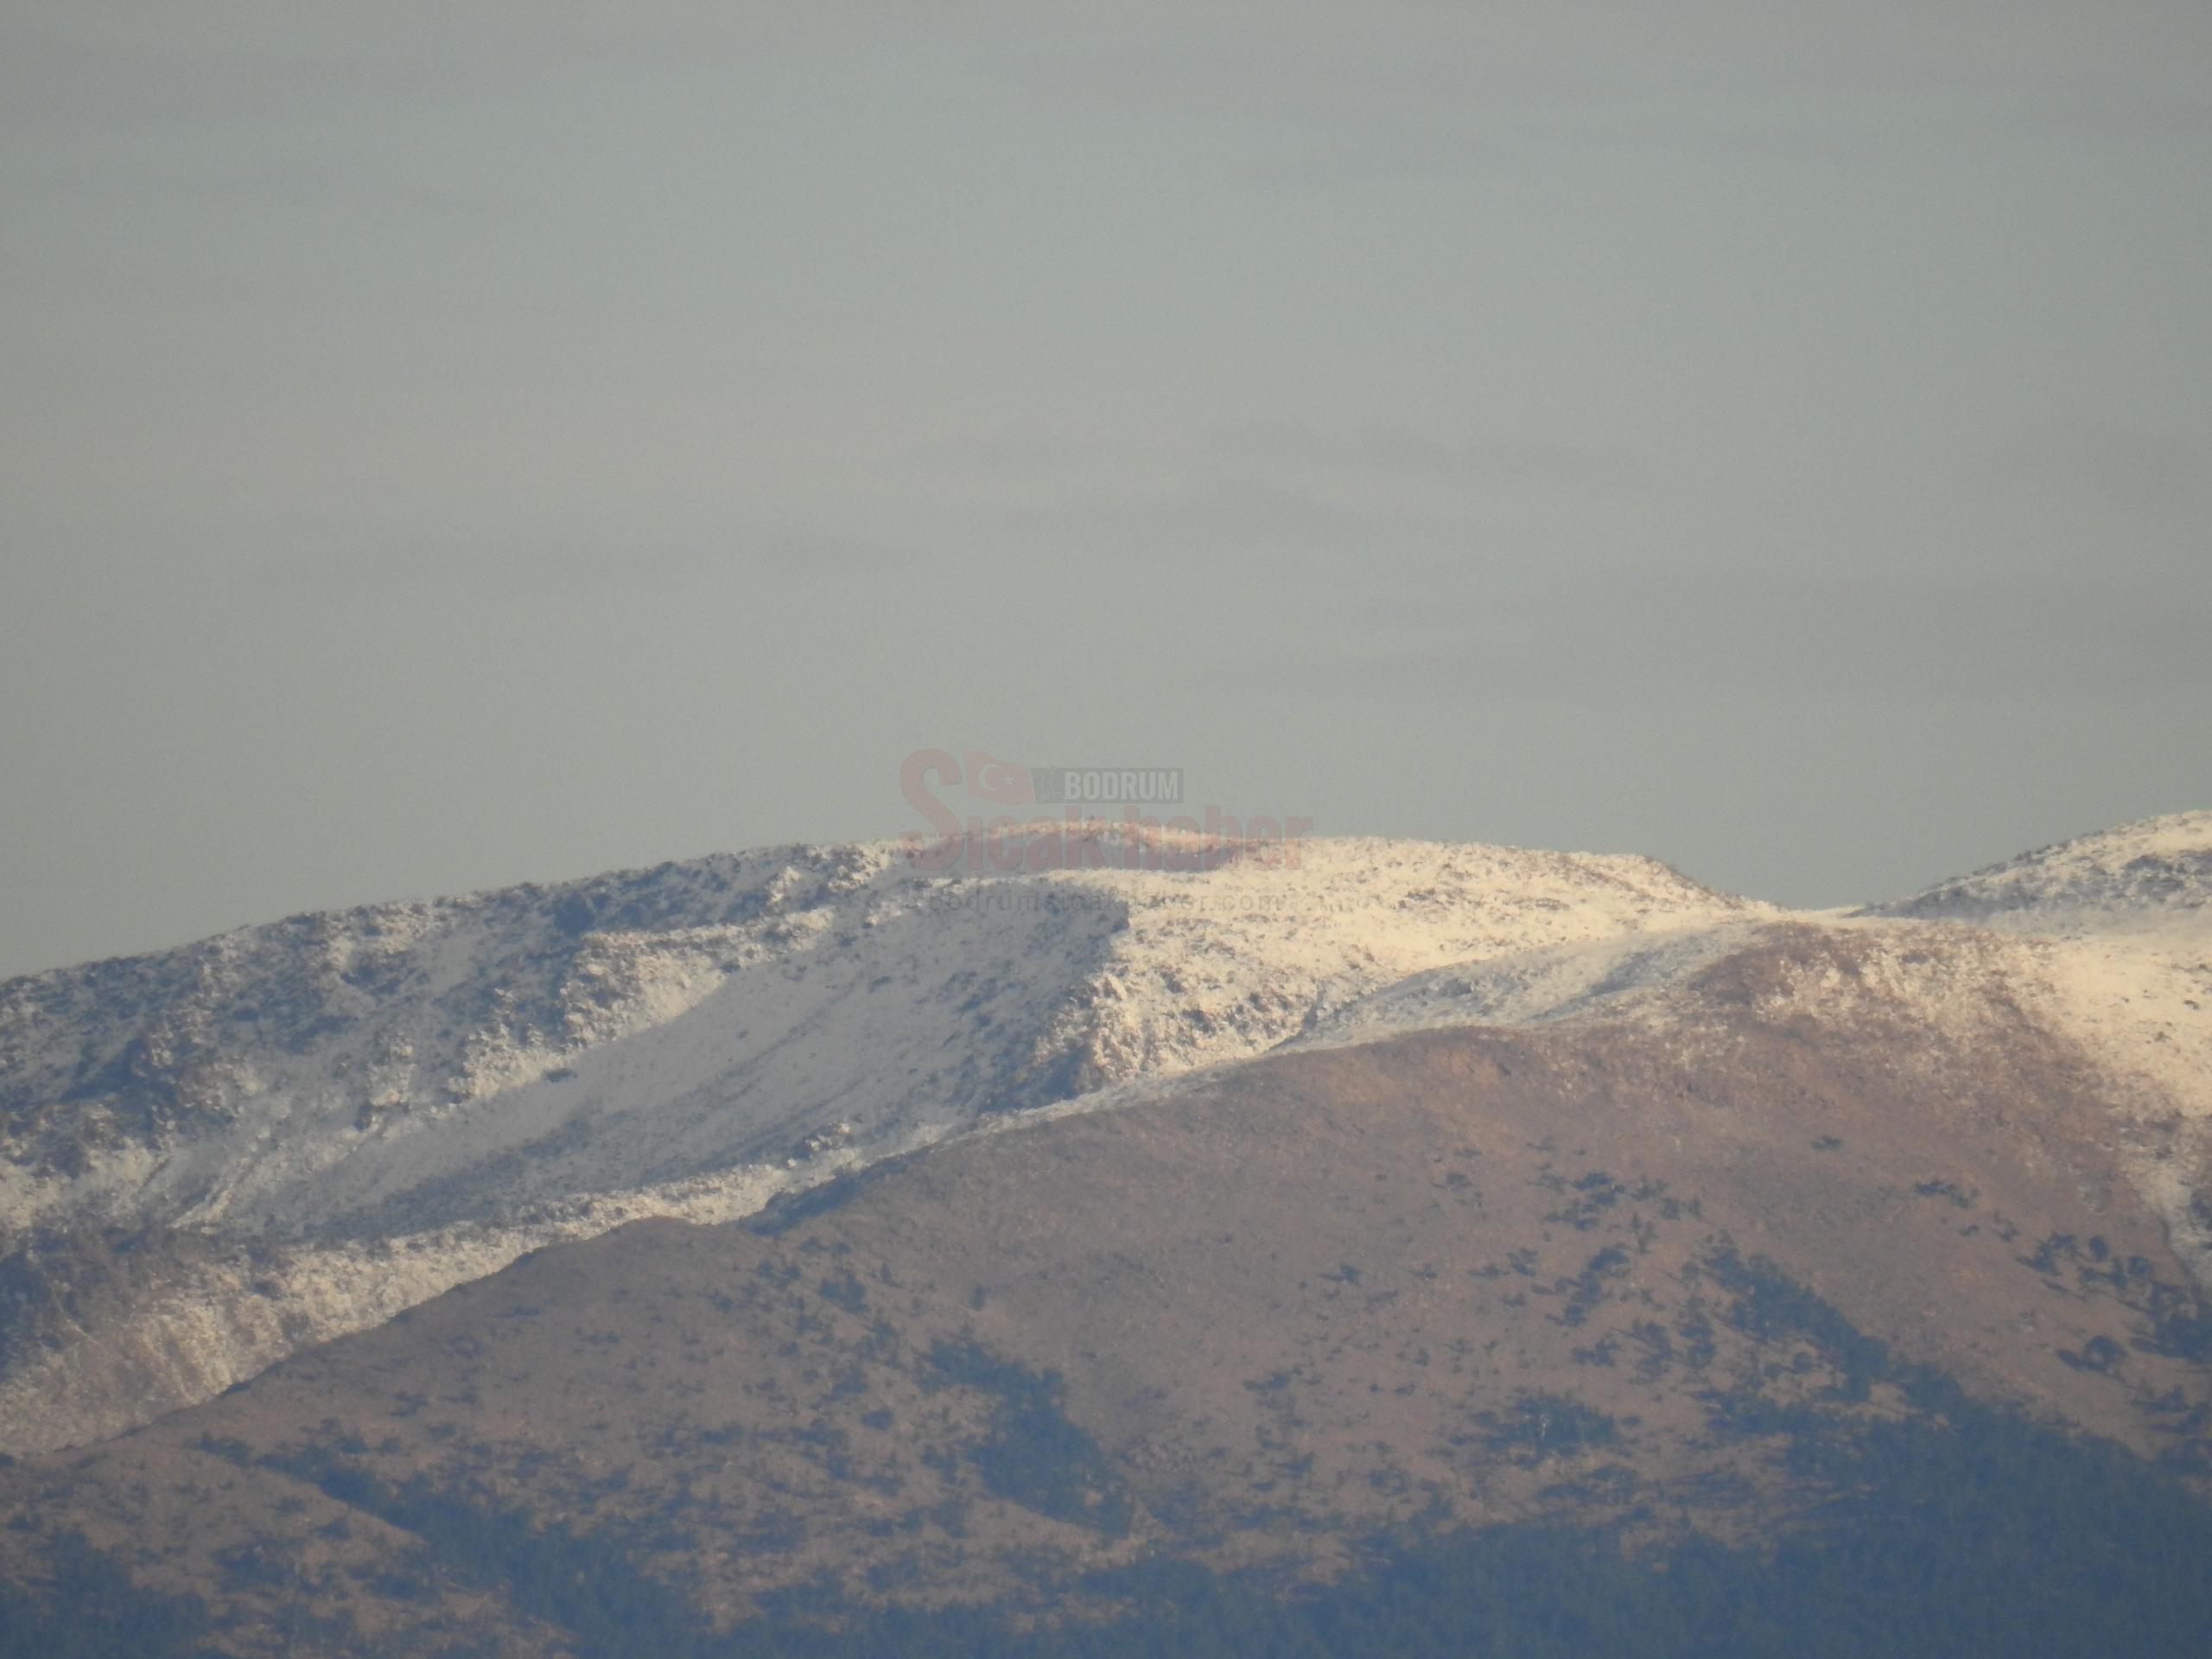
[1,814,2206,1453]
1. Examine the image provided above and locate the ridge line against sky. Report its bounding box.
[3,2,2208,978]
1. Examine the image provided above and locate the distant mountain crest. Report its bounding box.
[1862,811,2212,933]
[2,813,2205,1459]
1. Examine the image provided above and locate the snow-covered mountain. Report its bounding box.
[1300,814,2212,1076]
[1860,814,2212,1268]
[0,826,1757,1451]
[2,814,2206,1456]
[0,831,1757,1238]
[1860,810,2212,935]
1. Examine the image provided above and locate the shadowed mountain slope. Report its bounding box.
[4,912,2208,1654]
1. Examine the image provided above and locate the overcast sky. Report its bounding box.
[4,2,2209,978]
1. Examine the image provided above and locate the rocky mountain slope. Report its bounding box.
[1,814,2207,1468]
[1861,810,2212,934]
[0,830,1762,1452]
[2,912,2209,1655]
[0,812,2209,1655]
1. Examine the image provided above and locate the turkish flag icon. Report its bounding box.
[963,751,1034,806]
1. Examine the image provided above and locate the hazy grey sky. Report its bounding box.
[4,2,2209,977]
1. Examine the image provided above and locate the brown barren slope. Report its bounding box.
[2,924,2208,1651]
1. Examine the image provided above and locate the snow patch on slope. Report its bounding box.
[1859,810,2212,1114]
[0,1126,951,1452]
[1290,922,1770,1048]
[1862,813,2212,1281]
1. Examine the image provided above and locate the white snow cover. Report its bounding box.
[1855,811,2212,1115]
[0,827,1761,1245]
[1862,810,2212,936]
[1,811,2206,1452]
[1848,814,2212,1274]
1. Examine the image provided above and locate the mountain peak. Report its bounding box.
[5,818,2203,1462]
[1862,810,2212,934]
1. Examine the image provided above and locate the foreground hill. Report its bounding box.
[3,906,2209,1656]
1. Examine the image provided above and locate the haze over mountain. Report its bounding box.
[2,814,2206,1449]
[1,829,1764,1452]
[1,813,2209,1656]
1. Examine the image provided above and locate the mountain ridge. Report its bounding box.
[4,950,2209,1654]
[2,815,2207,1458]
